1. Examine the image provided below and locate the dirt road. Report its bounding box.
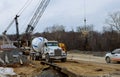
[67,53,105,63]
[12,53,120,77]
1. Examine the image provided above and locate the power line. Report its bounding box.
[3,19,14,34]
[17,0,33,16]
[84,0,87,29]
[5,0,34,34]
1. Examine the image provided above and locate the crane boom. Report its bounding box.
[2,19,14,35]
[25,0,50,33]
[1,0,51,48]
[2,15,19,45]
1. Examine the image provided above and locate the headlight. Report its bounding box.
[50,52,54,54]
[62,52,66,55]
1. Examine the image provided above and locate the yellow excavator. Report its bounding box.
[58,43,67,52]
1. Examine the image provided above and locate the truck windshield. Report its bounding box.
[46,42,58,46]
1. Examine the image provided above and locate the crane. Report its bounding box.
[2,15,19,48]
[2,0,50,49]
[21,0,50,47]
[3,0,50,48]
[25,0,50,34]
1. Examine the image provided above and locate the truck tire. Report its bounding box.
[45,54,51,62]
[61,58,66,62]
[35,56,40,60]
[39,55,42,60]
[35,53,42,60]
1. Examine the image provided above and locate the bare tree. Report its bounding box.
[76,25,94,51]
[103,26,113,32]
[76,25,93,33]
[106,11,120,32]
[44,24,65,33]
[43,24,65,41]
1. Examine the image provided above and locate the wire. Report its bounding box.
[84,0,87,29]
[3,0,33,34]
[84,0,86,20]
[17,0,35,34]
[21,0,40,33]
[3,19,14,34]
[17,0,33,16]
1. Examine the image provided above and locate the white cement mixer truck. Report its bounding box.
[31,37,67,62]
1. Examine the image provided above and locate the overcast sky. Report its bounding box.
[0,0,120,34]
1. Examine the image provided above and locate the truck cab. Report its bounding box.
[44,41,67,62]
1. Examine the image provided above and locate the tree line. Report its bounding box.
[34,25,120,51]
[0,11,120,51]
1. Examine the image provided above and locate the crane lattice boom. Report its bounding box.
[25,0,50,33]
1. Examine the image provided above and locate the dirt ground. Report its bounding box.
[56,60,120,77]
[12,53,120,77]
[67,53,105,63]
[13,61,48,77]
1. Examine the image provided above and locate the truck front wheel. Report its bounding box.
[61,58,66,62]
[35,56,39,60]
[45,54,51,62]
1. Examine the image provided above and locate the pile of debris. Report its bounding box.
[0,67,16,77]
[0,48,29,66]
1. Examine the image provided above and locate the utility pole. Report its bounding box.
[15,15,20,48]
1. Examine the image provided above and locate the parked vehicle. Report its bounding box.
[31,37,67,62]
[105,48,120,63]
